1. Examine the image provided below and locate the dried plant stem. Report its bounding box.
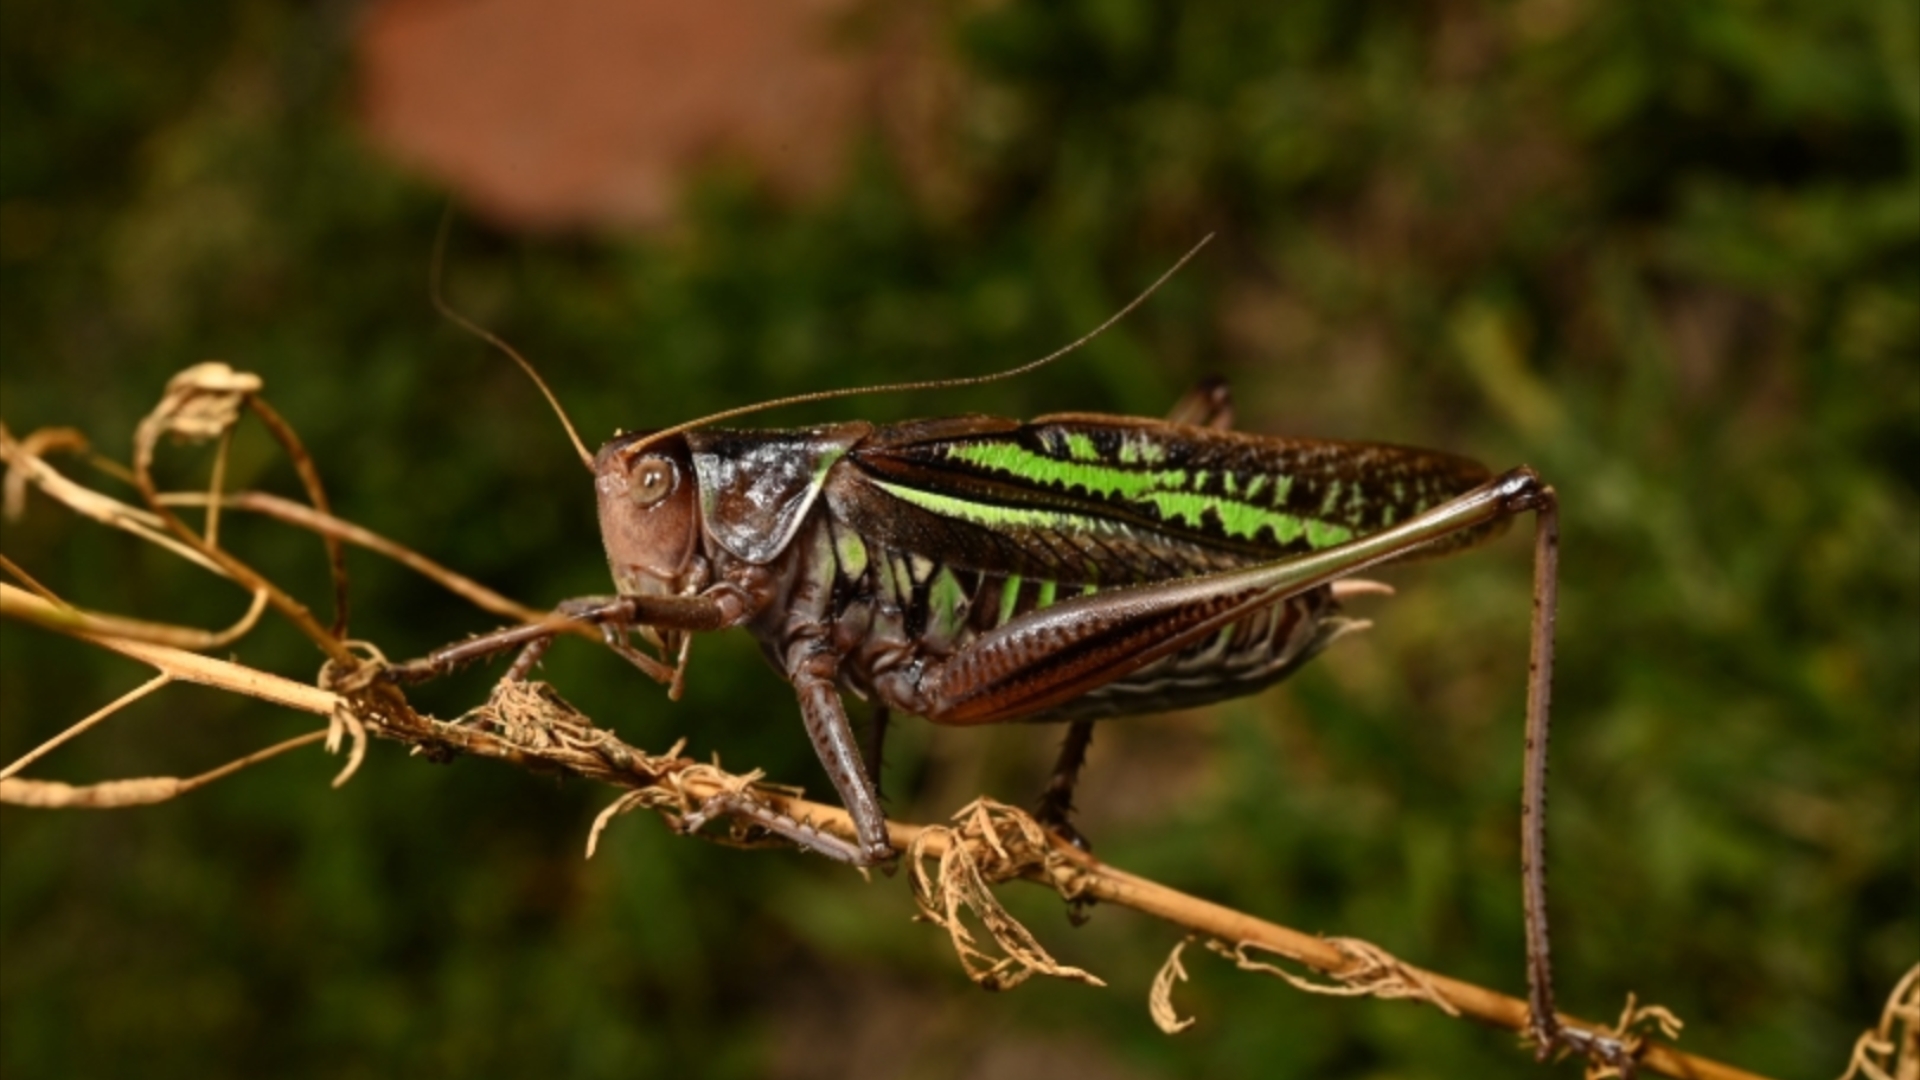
[0,423,226,575]
[2,587,337,715]
[0,572,270,651]
[202,427,230,550]
[1842,964,1920,1080]
[126,367,357,668]
[0,672,171,780]
[242,397,349,637]
[1,731,328,808]
[0,585,1768,1080]
[158,491,555,628]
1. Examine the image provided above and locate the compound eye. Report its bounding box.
[628,456,676,507]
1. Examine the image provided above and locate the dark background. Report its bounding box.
[2,1,1915,1077]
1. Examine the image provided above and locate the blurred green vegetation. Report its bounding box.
[2,1,1915,1078]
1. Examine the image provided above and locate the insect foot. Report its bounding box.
[1534,1024,1642,1078]
[675,787,884,867]
[1531,993,1683,1079]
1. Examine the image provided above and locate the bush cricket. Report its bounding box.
[387,241,1618,1064]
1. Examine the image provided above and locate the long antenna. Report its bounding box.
[623,233,1214,456]
[430,209,596,471]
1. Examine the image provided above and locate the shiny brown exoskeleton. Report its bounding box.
[392,381,1621,1065]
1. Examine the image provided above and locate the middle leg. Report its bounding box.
[1021,378,1236,842]
[1034,719,1096,849]
[864,705,891,796]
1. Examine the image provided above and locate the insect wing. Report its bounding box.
[835,414,1501,583]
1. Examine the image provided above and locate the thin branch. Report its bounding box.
[5,420,582,642]
[1,422,228,575]
[203,427,231,550]
[0,584,1772,1080]
[1841,964,1920,1080]
[244,396,350,637]
[0,672,171,780]
[0,731,327,808]
[1,586,337,715]
[2,426,88,519]
[158,491,557,628]
[0,577,270,650]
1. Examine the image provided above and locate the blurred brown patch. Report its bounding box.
[357,0,956,230]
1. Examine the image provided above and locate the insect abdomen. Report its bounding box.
[814,515,1346,725]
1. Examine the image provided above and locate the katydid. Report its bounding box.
[388,248,1617,1065]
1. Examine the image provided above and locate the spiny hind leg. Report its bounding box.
[1033,719,1096,850]
[911,469,1602,1062]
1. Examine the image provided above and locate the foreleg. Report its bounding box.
[383,593,732,685]
[790,646,896,865]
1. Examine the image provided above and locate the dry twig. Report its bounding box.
[1841,965,1920,1080]
[0,585,1772,1079]
[907,798,1103,991]
[1149,940,1198,1034]
[0,367,1788,1080]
